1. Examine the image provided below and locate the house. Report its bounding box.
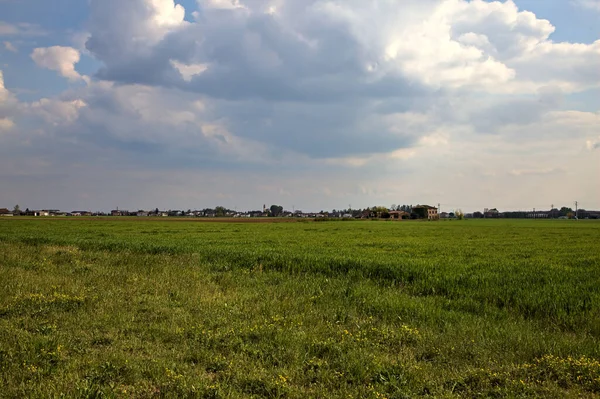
[111,210,127,216]
[71,211,92,217]
[35,210,50,217]
[484,208,500,218]
[0,208,13,217]
[412,205,439,220]
[389,210,410,220]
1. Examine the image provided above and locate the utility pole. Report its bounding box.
[533,208,535,219]
[551,204,554,219]
[575,201,578,219]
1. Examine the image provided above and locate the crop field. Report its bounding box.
[1,218,599,398]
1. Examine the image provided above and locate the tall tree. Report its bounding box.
[269,205,283,217]
[559,207,573,217]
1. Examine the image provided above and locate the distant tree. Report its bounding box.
[399,204,412,213]
[269,205,283,217]
[25,208,30,214]
[455,209,465,220]
[369,206,389,218]
[13,204,20,215]
[559,207,573,217]
[154,208,159,215]
[473,211,483,218]
[215,206,227,217]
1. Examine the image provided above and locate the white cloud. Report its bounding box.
[70,31,91,53]
[0,117,14,131]
[574,0,600,11]
[31,46,86,82]
[81,0,600,99]
[0,70,19,117]
[28,98,87,126]
[199,0,247,10]
[0,22,47,37]
[0,70,7,100]
[86,0,186,64]
[170,60,208,81]
[3,41,17,52]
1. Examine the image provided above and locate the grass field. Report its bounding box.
[1,218,599,398]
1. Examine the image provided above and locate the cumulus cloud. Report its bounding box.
[86,0,186,64]
[84,0,600,98]
[28,98,87,126]
[0,70,19,123]
[0,71,7,99]
[31,46,86,82]
[200,0,247,10]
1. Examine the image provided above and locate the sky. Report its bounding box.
[0,0,599,213]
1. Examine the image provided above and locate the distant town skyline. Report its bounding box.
[1,202,595,216]
[1,0,598,211]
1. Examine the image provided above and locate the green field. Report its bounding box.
[1,218,599,398]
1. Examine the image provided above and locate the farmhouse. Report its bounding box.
[484,208,500,218]
[389,210,410,220]
[0,208,13,216]
[71,211,92,216]
[412,205,439,220]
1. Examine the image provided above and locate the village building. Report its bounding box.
[484,208,500,218]
[412,205,439,220]
[389,210,410,220]
[71,211,92,216]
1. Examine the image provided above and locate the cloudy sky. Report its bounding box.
[1,0,599,213]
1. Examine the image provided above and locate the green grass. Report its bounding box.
[0,218,599,398]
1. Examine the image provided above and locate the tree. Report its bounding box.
[269,205,283,217]
[13,205,20,215]
[215,206,227,217]
[455,209,465,220]
[559,207,573,217]
[473,211,483,218]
